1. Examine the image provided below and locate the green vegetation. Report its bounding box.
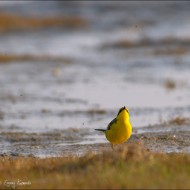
[0,143,190,189]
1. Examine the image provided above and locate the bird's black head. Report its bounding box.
[117,106,129,116]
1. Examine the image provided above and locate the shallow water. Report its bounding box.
[0,2,190,157]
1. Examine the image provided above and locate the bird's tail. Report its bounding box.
[95,129,106,132]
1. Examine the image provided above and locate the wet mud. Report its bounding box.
[0,127,189,158]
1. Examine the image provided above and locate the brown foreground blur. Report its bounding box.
[0,143,190,189]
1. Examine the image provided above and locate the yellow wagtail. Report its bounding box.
[95,106,132,149]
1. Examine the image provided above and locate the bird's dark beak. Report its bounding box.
[124,106,129,113]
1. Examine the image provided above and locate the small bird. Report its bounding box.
[95,106,132,149]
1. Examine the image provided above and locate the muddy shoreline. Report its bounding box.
[0,128,189,158]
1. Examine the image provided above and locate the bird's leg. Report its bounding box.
[111,143,114,150]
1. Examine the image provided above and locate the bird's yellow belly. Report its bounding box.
[105,122,132,145]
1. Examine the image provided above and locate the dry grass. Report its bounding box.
[0,12,87,32]
[168,116,190,125]
[154,47,188,56]
[87,108,107,115]
[164,79,176,90]
[0,54,72,64]
[0,143,190,189]
[101,37,190,50]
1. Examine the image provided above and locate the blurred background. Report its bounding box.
[0,1,190,156]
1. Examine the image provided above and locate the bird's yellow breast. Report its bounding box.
[105,109,132,145]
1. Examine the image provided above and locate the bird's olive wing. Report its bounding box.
[107,118,117,130]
